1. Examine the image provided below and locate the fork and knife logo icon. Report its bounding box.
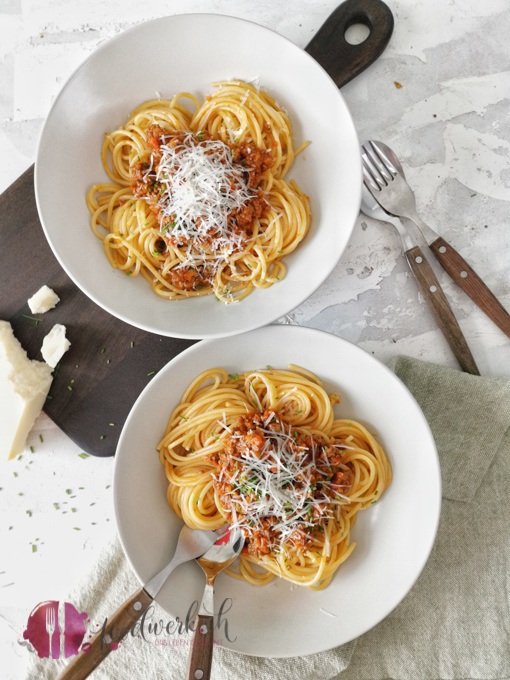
[22,600,88,659]
[45,602,65,659]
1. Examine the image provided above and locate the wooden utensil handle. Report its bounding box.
[406,246,480,375]
[305,0,394,87]
[56,587,153,680]
[430,236,510,339]
[187,614,214,680]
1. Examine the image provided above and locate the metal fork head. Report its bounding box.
[361,140,398,190]
[361,140,417,219]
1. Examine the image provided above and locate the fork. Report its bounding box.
[362,140,510,339]
[46,605,56,660]
[360,175,479,374]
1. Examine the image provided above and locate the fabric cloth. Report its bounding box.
[24,356,510,679]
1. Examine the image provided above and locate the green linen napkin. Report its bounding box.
[336,356,510,680]
[22,356,510,679]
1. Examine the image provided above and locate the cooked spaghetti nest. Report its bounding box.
[86,80,311,303]
[157,366,392,589]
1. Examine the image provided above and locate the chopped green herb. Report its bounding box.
[78,453,89,459]
[31,544,37,553]
[22,314,40,325]
[39,434,44,443]
[228,373,240,381]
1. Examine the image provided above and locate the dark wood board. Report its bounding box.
[0,0,393,456]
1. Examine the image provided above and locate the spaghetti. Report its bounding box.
[86,80,311,303]
[157,366,392,589]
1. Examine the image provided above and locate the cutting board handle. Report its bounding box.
[305,0,394,88]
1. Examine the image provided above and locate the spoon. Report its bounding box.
[187,526,245,680]
[364,140,510,339]
[361,170,480,375]
[57,525,219,680]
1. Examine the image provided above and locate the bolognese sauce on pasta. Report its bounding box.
[86,80,311,302]
[157,366,392,589]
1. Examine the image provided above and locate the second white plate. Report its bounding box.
[113,326,441,658]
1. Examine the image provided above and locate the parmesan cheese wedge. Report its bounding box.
[0,321,53,460]
[27,285,60,314]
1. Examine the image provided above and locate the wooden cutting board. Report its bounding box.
[0,0,393,456]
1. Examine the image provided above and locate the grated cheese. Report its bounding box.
[143,132,255,261]
[216,413,352,554]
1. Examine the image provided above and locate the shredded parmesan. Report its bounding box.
[214,412,352,554]
[149,132,254,257]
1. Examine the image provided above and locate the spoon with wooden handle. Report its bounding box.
[57,525,220,680]
[363,139,510,339]
[361,179,479,374]
[186,526,245,680]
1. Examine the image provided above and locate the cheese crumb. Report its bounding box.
[27,285,60,314]
[41,324,71,368]
[0,321,53,460]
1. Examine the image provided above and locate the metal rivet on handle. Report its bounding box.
[104,634,112,645]
[415,256,423,264]
[460,271,468,278]
[133,601,142,611]
[195,671,204,679]
[430,285,437,293]
[439,246,447,254]
[200,624,208,634]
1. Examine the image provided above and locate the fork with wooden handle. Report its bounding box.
[361,181,480,374]
[362,140,510,340]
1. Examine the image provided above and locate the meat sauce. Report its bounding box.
[209,410,354,558]
[130,126,272,291]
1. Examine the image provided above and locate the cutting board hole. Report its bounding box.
[344,23,371,45]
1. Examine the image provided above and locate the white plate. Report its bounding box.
[34,14,361,339]
[113,326,441,658]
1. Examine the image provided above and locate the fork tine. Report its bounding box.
[363,142,394,184]
[362,163,382,192]
[361,148,387,190]
[370,141,398,175]
[46,606,54,626]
